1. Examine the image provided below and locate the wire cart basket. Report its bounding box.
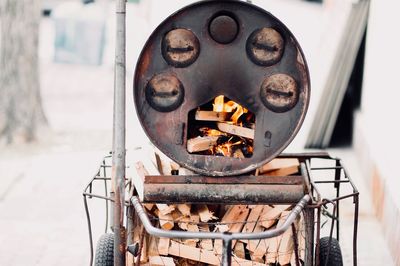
[84,152,359,266]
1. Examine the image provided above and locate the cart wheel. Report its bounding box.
[319,237,343,266]
[94,233,114,266]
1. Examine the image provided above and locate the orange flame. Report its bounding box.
[213,95,225,112]
[198,95,254,158]
[199,128,226,137]
[213,95,248,124]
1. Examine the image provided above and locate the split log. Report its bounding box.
[148,235,159,257]
[214,205,250,254]
[265,211,290,264]
[259,158,300,175]
[177,204,191,217]
[277,212,298,265]
[298,213,306,261]
[183,214,200,246]
[171,209,184,221]
[233,242,246,259]
[177,216,190,231]
[250,252,264,263]
[149,256,176,266]
[158,238,170,256]
[169,241,220,265]
[155,209,174,230]
[247,205,273,252]
[187,136,219,153]
[156,204,175,216]
[158,214,174,230]
[126,252,134,266]
[253,238,269,257]
[217,122,255,139]
[198,224,213,251]
[176,258,206,266]
[197,204,217,222]
[265,234,281,264]
[132,162,147,200]
[260,205,291,229]
[195,110,231,122]
[169,241,266,266]
[240,205,264,244]
[140,234,149,263]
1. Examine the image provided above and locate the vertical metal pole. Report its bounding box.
[112,0,126,265]
[334,160,341,241]
[353,195,359,266]
[304,208,315,266]
[221,237,232,266]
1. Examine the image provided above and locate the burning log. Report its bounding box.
[187,136,219,153]
[233,148,245,159]
[195,110,231,122]
[217,122,255,140]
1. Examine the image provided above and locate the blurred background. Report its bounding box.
[0,0,399,265]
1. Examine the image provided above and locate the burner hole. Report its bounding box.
[209,14,239,44]
[162,28,200,68]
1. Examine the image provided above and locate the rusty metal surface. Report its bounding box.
[144,174,304,185]
[134,0,310,176]
[141,175,306,204]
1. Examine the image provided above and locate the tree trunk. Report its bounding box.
[0,0,47,144]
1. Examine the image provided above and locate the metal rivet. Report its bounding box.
[145,73,184,112]
[162,29,200,68]
[247,28,284,66]
[260,74,299,113]
[209,14,239,44]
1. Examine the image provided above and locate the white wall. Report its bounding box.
[358,0,400,202]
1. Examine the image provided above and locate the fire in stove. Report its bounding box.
[187,95,255,158]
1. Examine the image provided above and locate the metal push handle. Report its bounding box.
[131,194,310,266]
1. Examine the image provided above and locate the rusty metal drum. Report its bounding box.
[134,0,310,176]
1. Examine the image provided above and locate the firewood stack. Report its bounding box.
[129,203,305,266]
[128,153,305,266]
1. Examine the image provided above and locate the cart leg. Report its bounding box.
[221,237,232,266]
[335,160,341,241]
[353,194,359,266]
[304,208,315,266]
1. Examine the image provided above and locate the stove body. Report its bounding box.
[134,0,310,176]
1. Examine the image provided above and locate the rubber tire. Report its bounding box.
[319,237,343,266]
[94,233,114,266]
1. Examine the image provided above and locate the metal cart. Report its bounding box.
[83,1,359,265]
[84,152,359,266]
